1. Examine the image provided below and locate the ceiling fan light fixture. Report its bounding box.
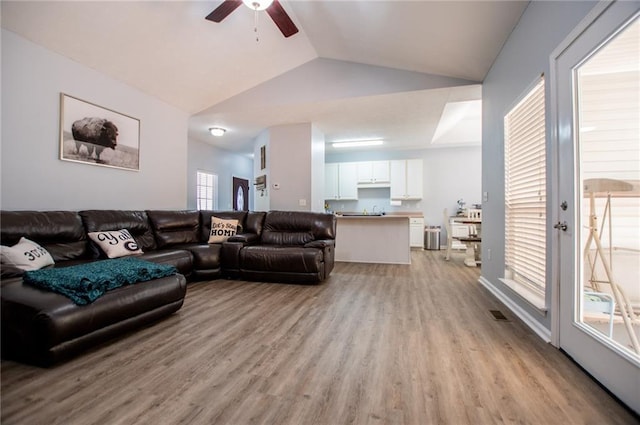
[242,0,273,11]
[209,127,226,137]
[332,139,384,148]
[206,0,298,38]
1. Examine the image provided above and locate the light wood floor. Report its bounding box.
[2,251,638,425]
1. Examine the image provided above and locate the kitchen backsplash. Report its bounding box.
[325,187,423,215]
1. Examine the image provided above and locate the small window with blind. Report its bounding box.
[503,77,547,308]
[196,171,218,211]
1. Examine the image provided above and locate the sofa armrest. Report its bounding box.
[227,233,260,244]
[304,239,335,249]
[304,239,335,280]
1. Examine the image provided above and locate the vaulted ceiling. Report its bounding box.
[1,1,529,154]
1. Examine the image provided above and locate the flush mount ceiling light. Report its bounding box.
[209,127,226,137]
[332,139,384,148]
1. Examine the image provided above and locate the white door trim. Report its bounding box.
[547,0,614,348]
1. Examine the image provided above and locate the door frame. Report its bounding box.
[548,0,614,349]
[549,0,640,413]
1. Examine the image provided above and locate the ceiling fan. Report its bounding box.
[206,0,299,38]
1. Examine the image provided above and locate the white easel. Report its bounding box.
[583,178,640,354]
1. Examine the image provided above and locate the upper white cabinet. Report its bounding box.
[325,162,358,200]
[326,159,422,201]
[390,159,423,200]
[357,161,390,185]
[325,163,339,200]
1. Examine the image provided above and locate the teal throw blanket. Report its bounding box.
[23,257,177,305]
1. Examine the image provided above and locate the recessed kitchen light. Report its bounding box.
[332,139,384,148]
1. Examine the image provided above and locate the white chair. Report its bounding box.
[443,208,461,261]
[467,208,482,221]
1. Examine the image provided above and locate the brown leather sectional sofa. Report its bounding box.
[0,209,336,365]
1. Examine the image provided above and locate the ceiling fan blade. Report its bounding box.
[205,0,243,23]
[266,0,299,38]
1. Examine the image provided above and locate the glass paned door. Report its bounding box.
[555,2,640,413]
[576,18,640,356]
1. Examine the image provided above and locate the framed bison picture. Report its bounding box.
[59,93,140,171]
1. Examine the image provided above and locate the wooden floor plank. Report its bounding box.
[1,251,637,424]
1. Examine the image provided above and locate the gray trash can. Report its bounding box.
[424,226,441,250]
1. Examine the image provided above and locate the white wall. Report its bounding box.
[311,125,326,212]
[187,139,254,211]
[1,30,189,211]
[250,123,325,212]
[482,1,597,330]
[269,123,313,211]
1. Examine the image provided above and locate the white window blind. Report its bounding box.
[504,77,546,295]
[196,171,218,210]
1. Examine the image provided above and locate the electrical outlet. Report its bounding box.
[488,249,491,260]
[483,191,489,202]
[299,199,307,206]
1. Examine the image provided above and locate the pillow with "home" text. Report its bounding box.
[208,217,238,243]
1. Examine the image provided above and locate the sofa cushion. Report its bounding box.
[0,237,55,273]
[240,245,323,273]
[87,229,143,258]
[260,211,336,246]
[171,243,221,270]
[245,211,267,235]
[0,211,89,263]
[80,210,157,255]
[139,250,193,276]
[261,231,314,246]
[146,210,200,248]
[1,273,186,366]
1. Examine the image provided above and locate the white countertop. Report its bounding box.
[335,213,423,219]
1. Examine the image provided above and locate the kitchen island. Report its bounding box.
[334,214,415,264]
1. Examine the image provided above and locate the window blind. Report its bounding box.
[504,78,546,294]
[197,171,218,211]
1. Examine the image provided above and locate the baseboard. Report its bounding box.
[478,276,552,343]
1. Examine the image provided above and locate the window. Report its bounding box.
[504,77,546,302]
[576,18,640,348]
[196,171,218,210]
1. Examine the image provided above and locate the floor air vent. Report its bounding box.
[489,310,510,321]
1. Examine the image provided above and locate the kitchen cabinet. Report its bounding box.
[409,217,425,248]
[390,159,423,200]
[335,215,411,264]
[357,161,390,185]
[325,162,358,200]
